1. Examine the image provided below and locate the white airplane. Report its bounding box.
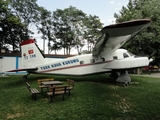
[8,19,152,85]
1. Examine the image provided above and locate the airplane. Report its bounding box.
[7,19,152,86]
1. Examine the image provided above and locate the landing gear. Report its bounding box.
[123,80,129,87]
[109,71,119,81]
[109,70,131,86]
[23,74,30,81]
[116,70,131,86]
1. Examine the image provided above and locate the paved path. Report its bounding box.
[131,73,160,78]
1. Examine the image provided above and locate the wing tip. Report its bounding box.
[102,19,152,31]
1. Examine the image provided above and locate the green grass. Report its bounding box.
[1,74,160,120]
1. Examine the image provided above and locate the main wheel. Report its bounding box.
[123,81,129,87]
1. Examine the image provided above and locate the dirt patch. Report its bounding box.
[6,113,24,119]
[110,85,121,90]
[117,98,131,113]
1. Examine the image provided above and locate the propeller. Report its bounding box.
[149,51,156,59]
[148,51,156,63]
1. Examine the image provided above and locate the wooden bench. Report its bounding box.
[66,79,75,96]
[26,82,40,101]
[37,78,54,92]
[47,85,70,102]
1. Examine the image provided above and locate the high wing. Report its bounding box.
[92,19,152,57]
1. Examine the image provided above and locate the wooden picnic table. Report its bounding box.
[42,81,63,86]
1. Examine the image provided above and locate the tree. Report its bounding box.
[9,0,40,40]
[0,0,25,52]
[52,6,103,55]
[0,0,10,52]
[52,6,87,55]
[37,7,54,54]
[1,14,25,51]
[114,0,160,59]
[0,0,44,52]
[83,15,103,53]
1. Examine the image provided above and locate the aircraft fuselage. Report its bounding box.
[29,49,149,76]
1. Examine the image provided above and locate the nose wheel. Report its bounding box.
[123,81,129,87]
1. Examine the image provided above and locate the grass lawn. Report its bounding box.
[1,74,160,120]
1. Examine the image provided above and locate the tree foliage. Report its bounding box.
[114,0,160,60]
[37,7,54,54]
[0,0,40,52]
[52,6,103,55]
[9,0,40,39]
[0,0,25,52]
[52,6,86,54]
[84,15,103,53]
[1,1,103,54]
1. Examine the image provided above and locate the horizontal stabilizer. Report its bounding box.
[7,68,38,72]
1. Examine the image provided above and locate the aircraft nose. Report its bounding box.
[149,58,153,63]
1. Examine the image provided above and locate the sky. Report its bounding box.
[34,0,129,54]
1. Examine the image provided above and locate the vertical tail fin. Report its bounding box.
[21,39,45,68]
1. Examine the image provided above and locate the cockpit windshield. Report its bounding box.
[127,51,134,56]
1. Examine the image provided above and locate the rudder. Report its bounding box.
[20,39,45,68]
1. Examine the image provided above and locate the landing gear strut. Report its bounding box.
[109,71,119,80]
[23,74,30,81]
[110,70,131,86]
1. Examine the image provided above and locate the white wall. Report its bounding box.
[0,56,25,74]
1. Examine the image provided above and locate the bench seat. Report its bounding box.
[26,82,40,101]
[47,85,70,102]
[37,78,54,92]
[66,79,75,96]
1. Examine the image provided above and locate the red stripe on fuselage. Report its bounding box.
[20,39,35,46]
[38,60,113,73]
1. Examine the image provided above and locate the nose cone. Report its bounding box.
[149,58,153,63]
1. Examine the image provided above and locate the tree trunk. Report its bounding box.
[43,39,45,53]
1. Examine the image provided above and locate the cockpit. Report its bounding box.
[113,49,135,60]
[123,51,134,58]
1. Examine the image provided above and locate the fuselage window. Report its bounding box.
[123,53,129,58]
[101,58,105,61]
[113,56,118,60]
[90,59,95,63]
[80,61,84,64]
